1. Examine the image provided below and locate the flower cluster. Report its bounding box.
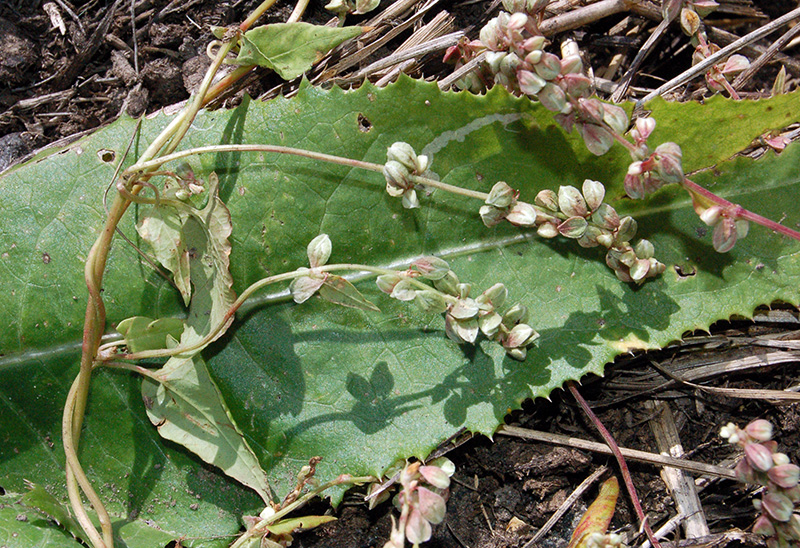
[622,118,684,200]
[289,234,332,303]
[695,202,750,253]
[377,257,539,360]
[693,39,750,98]
[533,180,665,283]
[479,181,537,227]
[721,419,800,547]
[376,458,454,548]
[383,142,431,209]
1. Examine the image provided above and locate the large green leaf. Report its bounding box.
[1,78,799,544]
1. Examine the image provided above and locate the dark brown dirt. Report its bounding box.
[2,2,799,547]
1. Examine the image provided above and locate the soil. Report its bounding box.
[2,1,800,547]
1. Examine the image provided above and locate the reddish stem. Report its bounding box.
[681,177,800,241]
[567,381,662,548]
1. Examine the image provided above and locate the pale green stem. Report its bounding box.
[230,475,374,548]
[63,375,112,548]
[287,0,311,23]
[240,0,280,31]
[127,144,491,201]
[119,262,451,361]
[162,40,238,159]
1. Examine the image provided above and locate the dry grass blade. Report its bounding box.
[497,426,737,480]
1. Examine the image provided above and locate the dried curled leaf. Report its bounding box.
[142,351,273,504]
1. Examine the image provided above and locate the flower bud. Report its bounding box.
[384,161,411,195]
[524,49,543,65]
[455,316,479,343]
[434,271,460,296]
[405,508,433,544]
[762,492,794,522]
[507,12,528,30]
[390,279,418,301]
[485,51,508,74]
[503,303,529,326]
[537,83,567,112]
[480,204,507,227]
[537,222,559,238]
[633,117,656,142]
[699,205,722,226]
[582,179,605,212]
[596,232,615,248]
[752,514,776,537]
[592,203,620,230]
[477,283,508,310]
[654,142,684,184]
[402,188,420,209]
[558,185,588,217]
[578,123,615,156]
[415,290,448,314]
[479,312,503,336]
[558,216,588,239]
[377,273,402,294]
[746,442,776,472]
[578,98,605,125]
[500,52,523,78]
[518,69,547,96]
[634,239,655,260]
[746,419,774,442]
[560,55,583,75]
[417,486,447,524]
[577,225,602,248]
[486,181,516,208]
[562,73,591,97]
[450,298,479,319]
[387,142,418,170]
[534,52,562,81]
[506,202,537,226]
[412,256,451,280]
[603,103,629,135]
[680,7,701,36]
[561,38,580,59]
[505,323,539,348]
[616,216,638,242]
[535,189,559,211]
[306,234,332,268]
[774,453,791,466]
[720,422,739,442]
[769,464,800,489]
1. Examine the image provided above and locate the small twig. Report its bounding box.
[610,16,672,102]
[732,20,800,91]
[567,382,662,548]
[439,51,486,90]
[539,0,634,36]
[638,6,800,104]
[522,466,608,547]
